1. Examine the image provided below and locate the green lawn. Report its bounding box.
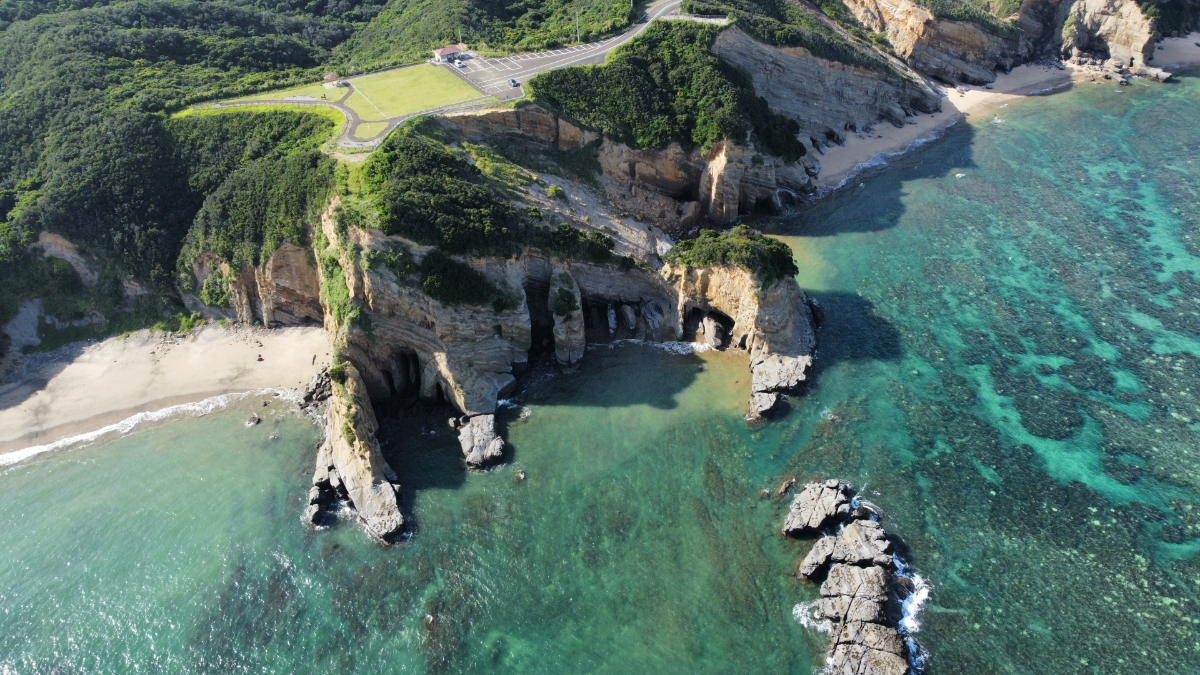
[345,90,387,121]
[354,121,390,139]
[346,65,484,119]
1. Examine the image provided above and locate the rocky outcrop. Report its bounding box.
[191,242,323,327]
[661,262,817,419]
[549,265,585,371]
[843,0,1024,84]
[783,479,854,535]
[786,480,920,675]
[713,27,941,146]
[457,413,505,467]
[445,105,818,230]
[441,103,598,150]
[1017,0,1160,68]
[306,363,404,541]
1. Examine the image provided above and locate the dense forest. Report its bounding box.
[3,0,1193,356]
[528,21,805,160]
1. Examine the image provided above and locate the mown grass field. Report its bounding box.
[346,65,484,119]
[354,121,390,139]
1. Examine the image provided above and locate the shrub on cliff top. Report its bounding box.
[664,225,798,287]
[528,21,805,161]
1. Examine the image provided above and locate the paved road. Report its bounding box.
[213,0,686,145]
[451,0,683,99]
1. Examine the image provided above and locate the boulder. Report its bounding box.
[302,368,332,405]
[701,314,725,349]
[816,564,890,624]
[830,519,893,568]
[746,392,780,421]
[835,621,906,655]
[459,414,505,467]
[783,480,853,535]
[800,535,837,578]
[827,642,910,675]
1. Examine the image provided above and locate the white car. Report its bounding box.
[455,60,466,68]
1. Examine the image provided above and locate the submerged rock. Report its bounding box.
[459,414,505,467]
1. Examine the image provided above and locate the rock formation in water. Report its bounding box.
[784,480,919,675]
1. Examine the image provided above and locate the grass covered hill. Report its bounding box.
[528,20,805,161]
[332,0,637,73]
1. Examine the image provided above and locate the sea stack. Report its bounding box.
[784,480,921,675]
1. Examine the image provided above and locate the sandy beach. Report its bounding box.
[812,32,1200,191]
[0,323,330,454]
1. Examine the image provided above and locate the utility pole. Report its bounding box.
[576,1,580,44]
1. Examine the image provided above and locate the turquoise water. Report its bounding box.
[3,72,1200,673]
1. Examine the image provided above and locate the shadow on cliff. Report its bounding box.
[807,292,904,379]
[776,121,979,235]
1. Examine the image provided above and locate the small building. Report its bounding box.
[322,80,350,89]
[432,46,462,63]
[322,73,339,81]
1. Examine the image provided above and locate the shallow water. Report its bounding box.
[2,73,1200,673]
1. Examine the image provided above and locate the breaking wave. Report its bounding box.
[0,388,300,467]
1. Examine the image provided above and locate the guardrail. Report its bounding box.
[661,13,731,24]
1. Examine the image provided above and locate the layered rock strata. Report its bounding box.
[188,242,323,327]
[661,262,817,420]
[784,480,919,675]
[304,363,404,541]
[841,0,1024,84]
[443,106,820,229]
[712,27,941,142]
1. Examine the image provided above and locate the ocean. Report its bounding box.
[2,71,1198,673]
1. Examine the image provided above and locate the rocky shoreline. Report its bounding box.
[783,480,926,675]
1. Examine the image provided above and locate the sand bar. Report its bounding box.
[812,32,1200,192]
[0,323,330,454]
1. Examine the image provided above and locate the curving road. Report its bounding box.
[213,0,686,147]
[451,0,684,99]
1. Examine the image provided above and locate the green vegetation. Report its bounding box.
[552,282,578,319]
[546,184,567,200]
[419,250,519,311]
[683,0,895,71]
[198,268,231,307]
[910,0,1021,36]
[529,21,805,161]
[178,148,336,277]
[664,225,798,287]
[1144,0,1200,33]
[333,0,637,73]
[347,65,487,117]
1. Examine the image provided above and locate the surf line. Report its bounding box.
[0,387,301,467]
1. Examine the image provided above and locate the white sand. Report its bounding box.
[813,33,1200,191]
[0,323,330,453]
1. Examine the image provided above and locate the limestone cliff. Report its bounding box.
[310,362,404,540]
[1018,0,1159,67]
[443,105,819,230]
[660,262,817,419]
[712,27,941,142]
[841,0,1024,84]
[188,242,323,327]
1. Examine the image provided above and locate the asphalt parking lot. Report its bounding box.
[449,0,682,99]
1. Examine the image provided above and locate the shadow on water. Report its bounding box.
[774,121,979,237]
[808,292,904,377]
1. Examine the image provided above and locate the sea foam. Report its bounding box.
[0,387,299,467]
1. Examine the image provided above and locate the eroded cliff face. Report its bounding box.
[713,27,941,143]
[660,262,817,419]
[1018,0,1158,66]
[444,105,819,231]
[189,242,323,327]
[312,363,404,541]
[843,0,1025,84]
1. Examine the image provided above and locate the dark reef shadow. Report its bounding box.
[807,292,905,378]
[774,121,979,236]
